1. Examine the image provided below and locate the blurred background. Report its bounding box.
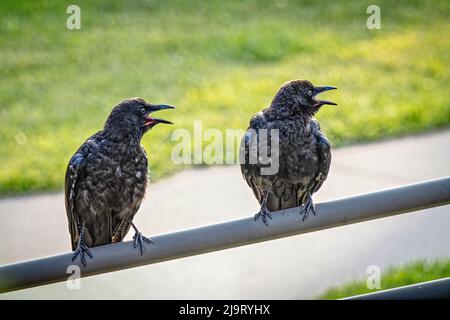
[0,0,449,299]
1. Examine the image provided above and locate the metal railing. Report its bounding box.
[343,277,450,300]
[0,177,449,295]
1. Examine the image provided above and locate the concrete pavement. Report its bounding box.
[0,129,449,299]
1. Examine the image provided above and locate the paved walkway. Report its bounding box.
[1,129,449,299]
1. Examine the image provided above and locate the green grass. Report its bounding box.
[0,0,449,194]
[317,258,450,299]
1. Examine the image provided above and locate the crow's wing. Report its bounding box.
[311,134,331,194]
[65,152,86,251]
[240,112,269,205]
[298,120,331,204]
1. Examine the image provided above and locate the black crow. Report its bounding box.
[240,80,336,225]
[65,98,174,265]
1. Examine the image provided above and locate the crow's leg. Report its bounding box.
[254,193,273,226]
[126,218,153,256]
[300,192,316,221]
[72,221,93,267]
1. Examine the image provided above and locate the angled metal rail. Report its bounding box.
[343,277,450,300]
[0,177,449,294]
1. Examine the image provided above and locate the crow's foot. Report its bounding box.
[127,218,153,255]
[254,205,273,226]
[133,232,153,256]
[300,194,316,221]
[72,223,93,267]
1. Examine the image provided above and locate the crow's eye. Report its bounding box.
[307,90,313,97]
[140,107,146,114]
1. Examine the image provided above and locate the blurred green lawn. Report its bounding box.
[0,0,449,194]
[317,258,450,299]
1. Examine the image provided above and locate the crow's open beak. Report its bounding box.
[313,86,337,107]
[147,117,173,125]
[144,104,175,126]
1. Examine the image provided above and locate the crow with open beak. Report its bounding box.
[65,97,174,266]
[240,80,337,225]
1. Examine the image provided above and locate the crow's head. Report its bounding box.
[272,80,337,117]
[105,98,174,136]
